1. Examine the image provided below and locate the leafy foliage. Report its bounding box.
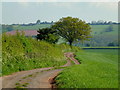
[52,16,92,46]
[37,28,59,44]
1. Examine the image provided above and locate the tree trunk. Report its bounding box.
[69,41,73,49]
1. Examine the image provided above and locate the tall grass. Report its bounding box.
[56,49,118,88]
[2,33,68,76]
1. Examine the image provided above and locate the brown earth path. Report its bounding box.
[0,52,80,89]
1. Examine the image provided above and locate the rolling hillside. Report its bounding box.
[2,24,51,33]
[2,24,119,47]
[91,25,118,35]
[77,24,119,47]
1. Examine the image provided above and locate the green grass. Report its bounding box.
[2,32,79,76]
[15,82,29,89]
[2,33,67,76]
[13,24,51,30]
[2,24,51,32]
[56,49,118,88]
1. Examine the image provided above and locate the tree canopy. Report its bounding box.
[51,16,92,47]
[37,28,59,44]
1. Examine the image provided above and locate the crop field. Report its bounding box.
[56,49,118,88]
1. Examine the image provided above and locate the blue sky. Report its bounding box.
[2,1,118,24]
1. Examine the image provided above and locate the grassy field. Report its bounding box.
[91,25,118,35]
[13,24,51,30]
[56,49,118,88]
[2,24,51,33]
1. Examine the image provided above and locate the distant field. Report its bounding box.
[2,24,118,33]
[3,24,118,37]
[5,30,38,36]
[13,24,51,30]
[91,25,118,35]
[2,24,51,33]
[56,49,118,88]
[83,24,118,47]
[2,24,119,47]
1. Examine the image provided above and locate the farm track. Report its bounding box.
[1,52,80,89]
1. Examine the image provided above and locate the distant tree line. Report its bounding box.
[2,20,119,26]
[89,20,119,25]
[20,20,120,26]
[20,20,54,26]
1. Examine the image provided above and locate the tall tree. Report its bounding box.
[51,16,92,47]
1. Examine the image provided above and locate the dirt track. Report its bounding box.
[1,52,80,89]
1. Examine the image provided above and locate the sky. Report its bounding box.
[1,0,119,24]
